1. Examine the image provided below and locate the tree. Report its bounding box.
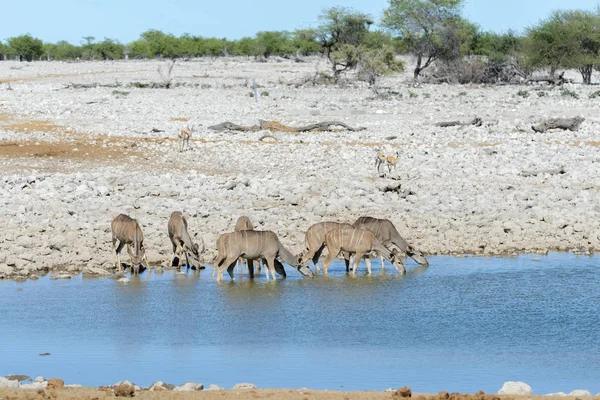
[525,9,600,84]
[291,29,320,56]
[140,30,181,58]
[382,0,465,80]
[255,31,292,58]
[7,34,44,61]
[94,38,124,60]
[316,7,374,81]
[472,30,521,62]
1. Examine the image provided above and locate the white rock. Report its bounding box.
[117,277,130,284]
[82,267,111,276]
[174,382,204,391]
[20,381,48,389]
[569,390,592,397]
[232,383,257,390]
[34,376,45,383]
[498,381,532,395]
[545,392,567,396]
[0,377,20,388]
[65,384,83,388]
[206,384,224,391]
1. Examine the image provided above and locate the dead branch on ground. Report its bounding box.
[531,117,584,133]
[435,117,483,128]
[208,120,366,133]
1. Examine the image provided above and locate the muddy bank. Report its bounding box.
[1,58,599,279]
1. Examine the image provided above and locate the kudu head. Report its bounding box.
[406,245,428,266]
[185,236,205,266]
[391,249,407,275]
[296,256,315,278]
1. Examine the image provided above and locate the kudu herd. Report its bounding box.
[110,212,428,281]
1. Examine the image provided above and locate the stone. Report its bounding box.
[0,376,20,388]
[232,382,257,390]
[206,384,224,391]
[545,392,567,396]
[47,378,65,389]
[6,374,31,382]
[20,381,48,389]
[113,381,135,397]
[117,277,130,284]
[569,390,592,397]
[498,381,532,395]
[82,266,111,276]
[34,376,45,383]
[174,382,204,391]
[393,386,412,397]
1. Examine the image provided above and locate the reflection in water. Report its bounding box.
[0,254,599,394]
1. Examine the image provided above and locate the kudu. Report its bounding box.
[212,232,285,279]
[301,221,353,272]
[214,230,314,281]
[233,215,259,272]
[353,216,428,268]
[168,211,205,269]
[111,214,149,274]
[323,227,406,275]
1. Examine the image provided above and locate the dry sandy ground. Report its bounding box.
[0,388,590,400]
[0,57,599,279]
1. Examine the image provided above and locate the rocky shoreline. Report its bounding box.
[1,58,599,280]
[1,376,597,398]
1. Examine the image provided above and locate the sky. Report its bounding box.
[1,0,599,44]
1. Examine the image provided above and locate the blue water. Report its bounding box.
[1,253,599,394]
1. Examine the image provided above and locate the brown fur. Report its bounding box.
[322,227,406,275]
[111,214,147,274]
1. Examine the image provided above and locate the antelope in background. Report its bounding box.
[178,125,193,152]
[375,151,387,173]
[168,211,205,270]
[322,227,406,275]
[111,214,149,274]
[375,150,399,174]
[386,151,398,173]
[214,230,314,281]
[353,216,428,268]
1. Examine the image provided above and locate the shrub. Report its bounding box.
[517,90,529,98]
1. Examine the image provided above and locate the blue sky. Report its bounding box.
[1,0,599,44]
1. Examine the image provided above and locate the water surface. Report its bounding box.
[1,253,599,394]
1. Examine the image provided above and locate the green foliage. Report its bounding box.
[140,30,181,58]
[589,90,600,99]
[94,38,124,60]
[356,45,405,85]
[472,30,522,61]
[458,91,467,96]
[44,41,83,60]
[316,7,403,83]
[255,31,292,57]
[7,34,44,61]
[409,91,418,98]
[260,91,269,97]
[382,0,465,79]
[525,9,600,84]
[291,29,320,55]
[561,88,579,99]
[517,90,529,98]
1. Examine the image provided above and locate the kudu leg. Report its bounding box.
[352,252,365,276]
[365,257,372,275]
[264,257,276,280]
[321,248,339,275]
